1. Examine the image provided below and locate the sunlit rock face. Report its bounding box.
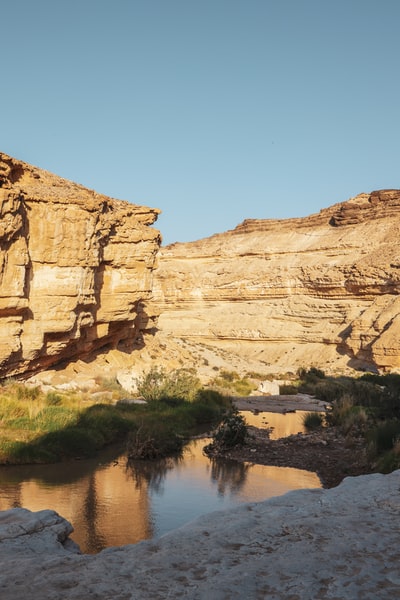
[153,190,400,373]
[0,152,160,377]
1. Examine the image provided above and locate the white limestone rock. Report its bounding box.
[1,471,400,598]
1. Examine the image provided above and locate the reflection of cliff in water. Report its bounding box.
[0,446,152,553]
[0,437,321,553]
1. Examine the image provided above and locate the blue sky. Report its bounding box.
[2,1,399,245]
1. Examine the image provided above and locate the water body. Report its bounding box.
[240,410,308,438]
[0,416,320,554]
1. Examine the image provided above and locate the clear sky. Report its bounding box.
[2,1,399,245]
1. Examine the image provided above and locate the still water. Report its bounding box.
[240,410,308,439]
[0,416,320,554]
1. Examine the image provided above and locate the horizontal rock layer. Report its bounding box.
[153,190,400,372]
[1,471,400,598]
[0,152,160,377]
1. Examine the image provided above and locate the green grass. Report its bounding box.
[0,376,230,464]
[295,368,400,474]
[210,369,256,396]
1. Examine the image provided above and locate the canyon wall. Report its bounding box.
[0,152,160,377]
[153,190,400,373]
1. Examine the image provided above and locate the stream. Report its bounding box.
[0,411,320,553]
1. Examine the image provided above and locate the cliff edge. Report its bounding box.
[0,152,160,377]
[153,190,400,373]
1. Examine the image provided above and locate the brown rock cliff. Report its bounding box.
[153,190,400,373]
[0,152,160,377]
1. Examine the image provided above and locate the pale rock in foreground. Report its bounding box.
[1,471,400,599]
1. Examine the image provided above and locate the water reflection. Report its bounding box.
[209,458,251,497]
[128,455,183,493]
[0,438,320,554]
[240,410,309,439]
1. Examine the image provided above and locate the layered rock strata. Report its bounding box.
[1,471,400,598]
[0,152,160,377]
[153,190,400,372]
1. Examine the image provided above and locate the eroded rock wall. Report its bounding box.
[153,191,400,372]
[0,152,160,377]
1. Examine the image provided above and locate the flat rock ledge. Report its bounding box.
[1,471,400,599]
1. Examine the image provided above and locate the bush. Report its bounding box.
[211,370,256,396]
[325,393,354,427]
[297,367,325,382]
[279,384,298,395]
[126,422,183,459]
[45,392,62,406]
[302,412,324,430]
[15,384,40,401]
[136,367,201,403]
[340,406,368,436]
[194,388,231,407]
[368,420,400,454]
[204,410,248,453]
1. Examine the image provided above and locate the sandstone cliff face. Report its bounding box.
[153,190,400,373]
[0,152,160,377]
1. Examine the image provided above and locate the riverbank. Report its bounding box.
[233,393,328,413]
[217,395,372,488]
[1,470,400,598]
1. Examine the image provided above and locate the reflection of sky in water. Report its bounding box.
[0,437,320,553]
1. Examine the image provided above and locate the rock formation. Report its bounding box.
[0,152,160,377]
[153,190,400,373]
[1,470,400,598]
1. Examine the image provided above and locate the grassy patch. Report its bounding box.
[210,370,256,396]
[295,368,400,474]
[0,375,229,464]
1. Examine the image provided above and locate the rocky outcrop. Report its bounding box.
[153,190,400,373]
[0,152,160,377]
[1,470,400,598]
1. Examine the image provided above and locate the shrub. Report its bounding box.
[340,406,368,435]
[136,367,201,403]
[194,388,232,409]
[302,412,324,430]
[297,367,325,382]
[325,393,354,427]
[245,371,270,380]
[367,420,400,454]
[45,392,62,406]
[15,384,41,401]
[279,384,298,395]
[205,410,248,453]
[211,370,256,396]
[126,422,183,460]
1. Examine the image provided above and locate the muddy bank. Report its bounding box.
[233,393,328,413]
[213,395,372,488]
